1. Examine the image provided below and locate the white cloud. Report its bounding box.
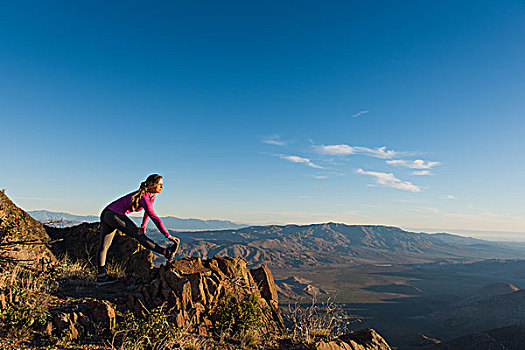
[356,169,421,192]
[317,144,356,155]
[386,159,440,169]
[360,146,399,159]
[408,207,440,213]
[394,199,421,203]
[317,144,400,159]
[444,211,509,223]
[444,195,455,199]
[263,135,286,146]
[352,110,369,118]
[311,175,328,179]
[280,155,324,169]
[360,204,382,208]
[412,170,431,176]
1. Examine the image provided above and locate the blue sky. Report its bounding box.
[1,1,524,238]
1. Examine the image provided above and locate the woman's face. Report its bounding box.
[149,178,163,194]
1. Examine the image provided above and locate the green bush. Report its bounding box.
[6,301,48,329]
[214,293,261,336]
[112,304,179,349]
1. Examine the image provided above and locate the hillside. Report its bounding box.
[0,191,55,268]
[171,223,525,268]
[1,192,392,350]
[426,324,525,350]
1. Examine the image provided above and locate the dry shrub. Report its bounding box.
[110,304,180,350]
[105,258,127,278]
[0,263,51,293]
[284,295,354,344]
[0,264,52,339]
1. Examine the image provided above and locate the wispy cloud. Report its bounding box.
[444,211,509,223]
[356,169,421,192]
[412,170,431,176]
[408,206,440,213]
[352,110,369,118]
[280,155,324,169]
[444,195,456,199]
[263,135,286,146]
[317,144,356,155]
[311,175,328,179]
[360,204,382,208]
[317,144,401,159]
[386,159,440,169]
[394,198,421,203]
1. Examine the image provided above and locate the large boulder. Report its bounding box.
[127,256,285,336]
[45,222,153,280]
[0,190,55,269]
[47,298,117,340]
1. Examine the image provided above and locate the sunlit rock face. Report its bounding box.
[127,256,285,335]
[45,222,153,281]
[0,191,56,269]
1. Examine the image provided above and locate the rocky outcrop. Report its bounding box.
[127,256,285,335]
[315,329,392,350]
[276,275,328,301]
[0,190,55,269]
[46,299,117,340]
[46,222,153,280]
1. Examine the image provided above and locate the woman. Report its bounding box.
[96,174,180,285]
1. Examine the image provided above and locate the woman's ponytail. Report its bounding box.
[130,174,162,212]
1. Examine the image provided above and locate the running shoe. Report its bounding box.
[165,240,179,260]
[96,274,118,285]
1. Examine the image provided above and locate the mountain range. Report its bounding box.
[30,211,525,269]
[28,210,249,230]
[172,223,525,268]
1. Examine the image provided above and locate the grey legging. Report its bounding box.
[96,208,165,274]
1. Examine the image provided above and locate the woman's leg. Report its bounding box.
[101,209,166,255]
[97,210,118,275]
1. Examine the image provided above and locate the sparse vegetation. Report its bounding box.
[105,258,127,279]
[111,305,179,350]
[1,191,388,350]
[284,295,352,344]
[215,293,262,339]
[0,264,51,342]
[53,253,95,281]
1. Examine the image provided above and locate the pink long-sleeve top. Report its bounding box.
[106,191,171,238]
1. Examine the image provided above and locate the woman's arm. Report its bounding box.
[140,213,150,230]
[139,194,172,238]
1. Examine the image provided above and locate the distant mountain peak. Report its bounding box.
[28,210,250,231]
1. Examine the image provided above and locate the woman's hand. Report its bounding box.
[168,236,180,244]
[138,228,146,235]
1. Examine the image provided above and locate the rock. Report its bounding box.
[53,312,79,340]
[0,191,56,269]
[316,340,353,350]
[131,256,286,335]
[339,329,392,350]
[86,299,116,331]
[44,321,53,336]
[250,264,286,333]
[250,264,279,308]
[45,222,153,280]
